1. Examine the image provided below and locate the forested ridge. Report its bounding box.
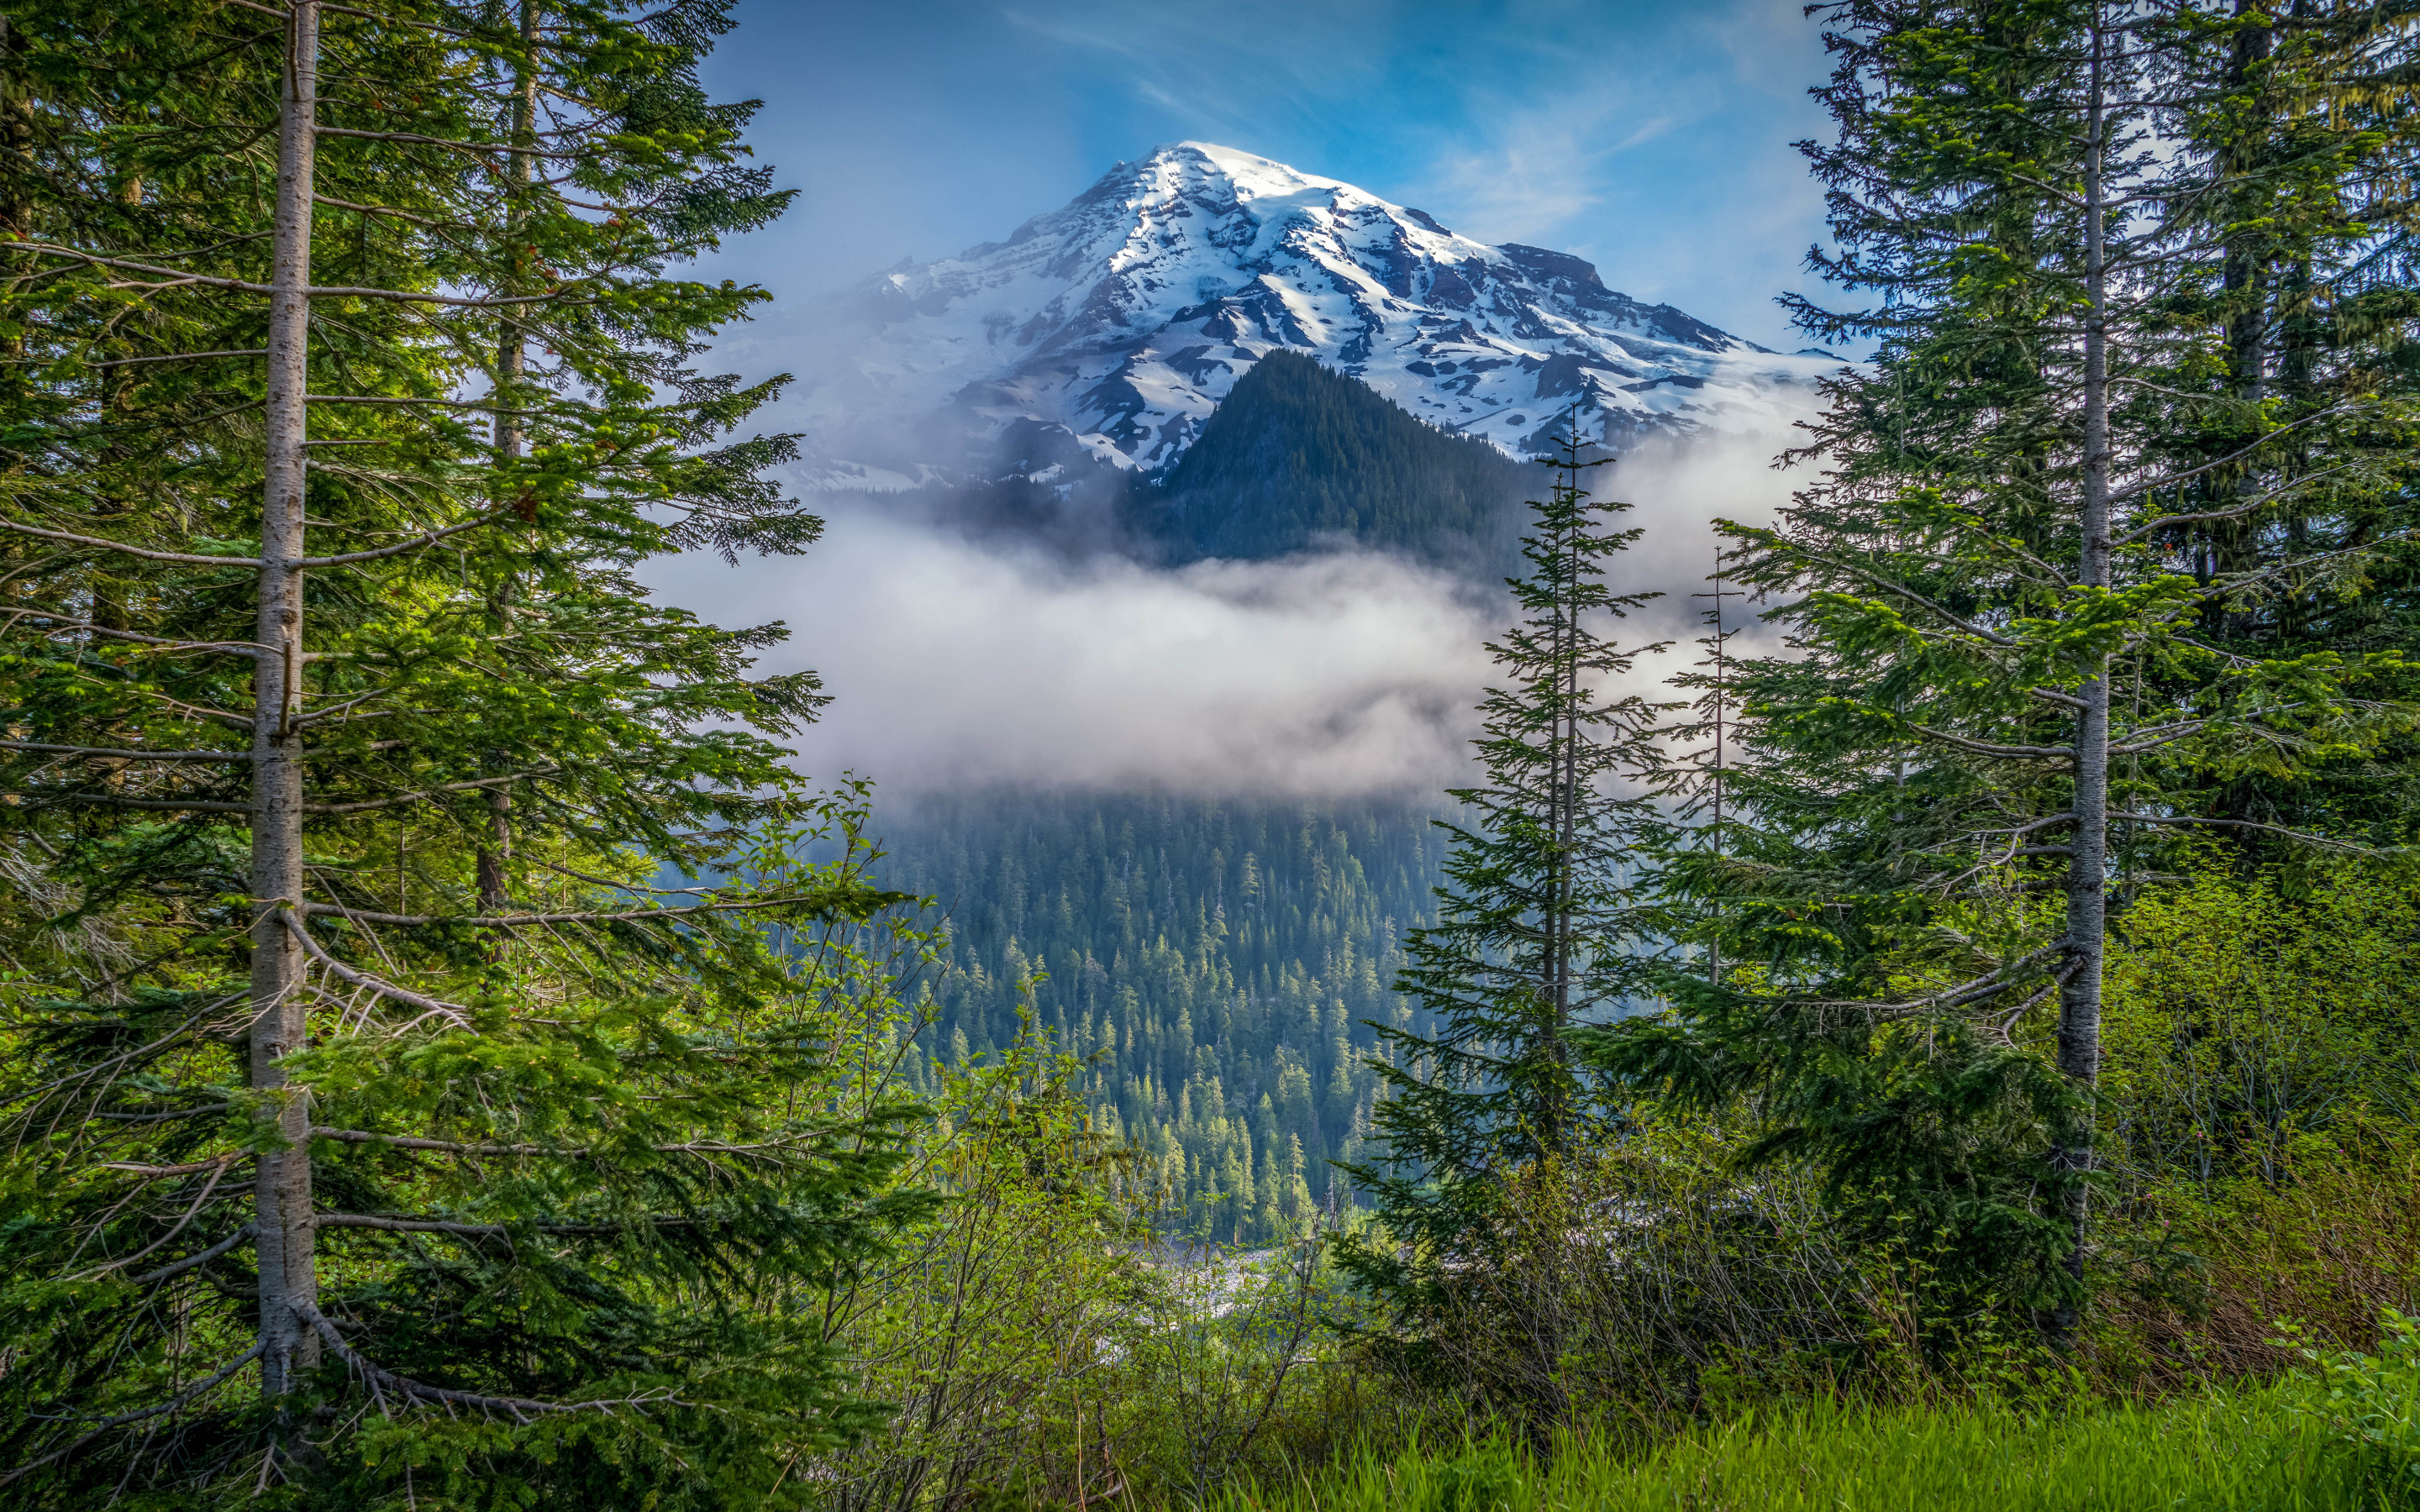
[870,794,1444,1243]
[1136,350,1530,568]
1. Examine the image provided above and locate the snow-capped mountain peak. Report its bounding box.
[786,142,1835,483]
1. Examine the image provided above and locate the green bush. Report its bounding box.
[2288,1309,2420,1499]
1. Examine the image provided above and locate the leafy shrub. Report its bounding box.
[2091,869,2420,1386]
[2101,868,2420,1191]
[1367,1115,2052,1432]
[2286,1309,2420,1499]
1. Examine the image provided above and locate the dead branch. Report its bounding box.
[0,1343,264,1485]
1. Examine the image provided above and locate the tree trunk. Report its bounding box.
[0,18,31,247]
[2211,3,2273,648]
[476,0,539,918]
[2053,8,2113,1344]
[250,0,320,1399]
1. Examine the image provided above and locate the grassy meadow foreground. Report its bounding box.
[1226,1389,2399,1512]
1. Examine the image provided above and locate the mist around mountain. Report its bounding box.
[725,144,1815,1239]
[817,344,1549,577]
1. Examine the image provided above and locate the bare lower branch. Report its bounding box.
[299,768,560,815]
[127,1223,256,1288]
[302,892,875,928]
[2115,464,2359,545]
[1912,724,2074,760]
[1827,566,2022,647]
[282,913,472,1029]
[56,768,556,817]
[1784,939,2073,1017]
[79,1156,237,1278]
[2111,811,2397,854]
[308,194,459,229]
[98,1155,249,1180]
[82,348,268,368]
[305,393,523,410]
[9,242,578,308]
[316,1213,705,1238]
[315,1214,529,1236]
[0,1344,265,1485]
[525,856,713,896]
[1988,960,2088,1042]
[54,795,250,814]
[296,506,518,567]
[1933,940,2072,1008]
[8,998,240,1105]
[96,1104,235,1124]
[0,519,266,567]
[2110,721,2212,756]
[2107,404,2354,507]
[1933,813,2081,891]
[296,1302,666,1423]
[1,741,250,762]
[3,612,271,659]
[311,1126,792,1159]
[311,126,508,155]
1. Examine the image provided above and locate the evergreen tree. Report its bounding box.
[2144,2,2420,843]
[0,1,926,1503]
[1591,0,2420,1345]
[1341,430,1670,1302]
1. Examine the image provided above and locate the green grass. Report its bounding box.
[1224,1386,2407,1512]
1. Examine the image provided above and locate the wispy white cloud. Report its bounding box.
[1613,114,1678,153]
[993,0,1400,154]
[1421,107,1612,245]
[647,509,1496,797]
[1392,1,1833,342]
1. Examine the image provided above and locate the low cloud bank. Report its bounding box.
[640,429,1808,801]
[644,509,1498,796]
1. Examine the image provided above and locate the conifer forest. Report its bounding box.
[4,3,2420,1509]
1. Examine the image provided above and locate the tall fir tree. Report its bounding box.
[1591,0,2420,1346]
[0,2,932,1504]
[1340,430,1670,1310]
[2147,1,2420,843]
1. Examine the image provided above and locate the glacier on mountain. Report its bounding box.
[781,142,1839,484]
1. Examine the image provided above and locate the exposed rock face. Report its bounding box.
[783,143,1838,487]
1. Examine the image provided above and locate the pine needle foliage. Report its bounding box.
[1340,430,1670,1310]
[1589,0,2420,1346]
[0,2,935,1505]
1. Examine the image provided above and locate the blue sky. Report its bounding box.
[695,0,1844,350]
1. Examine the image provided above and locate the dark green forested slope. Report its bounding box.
[1136,351,1534,569]
[870,794,1446,1244]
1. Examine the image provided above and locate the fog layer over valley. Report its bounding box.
[638,416,1804,1246]
[643,426,1805,801]
[644,507,1494,798]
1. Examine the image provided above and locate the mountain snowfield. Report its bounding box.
[776,142,1842,489]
